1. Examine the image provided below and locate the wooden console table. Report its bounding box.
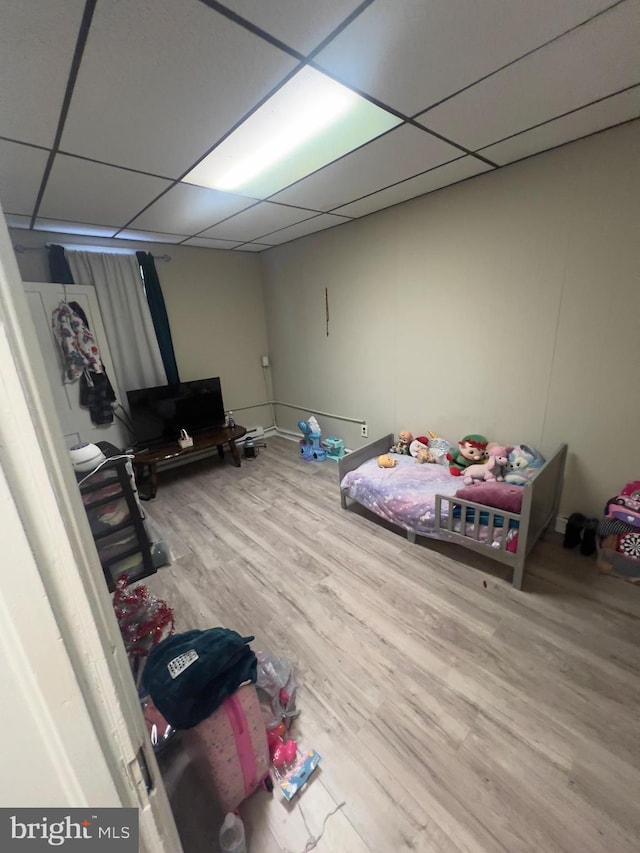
[133,424,246,499]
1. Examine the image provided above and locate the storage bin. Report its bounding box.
[597,534,640,585]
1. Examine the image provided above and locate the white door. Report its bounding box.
[1,220,181,850]
[24,281,128,449]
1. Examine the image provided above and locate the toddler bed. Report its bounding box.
[338,434,567,589]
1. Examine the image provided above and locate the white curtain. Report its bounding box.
[67,251,166,394]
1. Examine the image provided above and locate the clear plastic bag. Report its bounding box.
[142,508,173,568]
[256,650,299,730]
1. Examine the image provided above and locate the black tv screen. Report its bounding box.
[126,377,226,445]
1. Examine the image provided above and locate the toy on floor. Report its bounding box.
[606,480,640,528]
[276,746,322,801]
[447,434,488,476]
[322,436,345,461]
[265,716,321,801]
[298,416,326,461]
[267,720,298,768]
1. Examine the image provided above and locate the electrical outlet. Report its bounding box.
[361,423,368,438]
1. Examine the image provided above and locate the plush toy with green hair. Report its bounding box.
[446,434,488,477]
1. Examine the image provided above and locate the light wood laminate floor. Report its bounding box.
[145,437,640,853]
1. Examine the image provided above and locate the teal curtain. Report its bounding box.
[48,244,74,284]
[136,252,180,386]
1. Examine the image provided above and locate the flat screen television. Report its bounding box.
[126,377,226,446]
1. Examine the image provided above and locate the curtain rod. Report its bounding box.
[12,243,171,262]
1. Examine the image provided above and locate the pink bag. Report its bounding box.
[181,683,271,812]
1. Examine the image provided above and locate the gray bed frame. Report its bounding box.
[338,434,567,590]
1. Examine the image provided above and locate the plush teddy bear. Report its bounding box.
[462,444,512,485]
[447,434,488,477]
[377,454,397,468]
[390,430,413,454]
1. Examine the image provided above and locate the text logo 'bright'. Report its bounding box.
[1,809,138,850]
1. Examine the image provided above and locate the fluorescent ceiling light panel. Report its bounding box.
[182,67,401,198]
[33,219,118,238]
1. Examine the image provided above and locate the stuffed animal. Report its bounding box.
[427,432,451,464]
[463,444,512,485]
[390,430,413,455]
[504,445,545,485]
[416,448,436,464]
[409,437,437,464]
[447,434,488,477]
[485,444,512,481]
[377,454,397,468]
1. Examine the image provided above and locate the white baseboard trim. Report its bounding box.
[275,428,301,442]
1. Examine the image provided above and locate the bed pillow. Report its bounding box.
[455,482,524,514]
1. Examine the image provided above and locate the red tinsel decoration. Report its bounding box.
[112,574,175,658]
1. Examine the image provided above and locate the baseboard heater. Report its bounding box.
[236,425,269,445]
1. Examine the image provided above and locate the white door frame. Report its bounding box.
[0,214,182,851]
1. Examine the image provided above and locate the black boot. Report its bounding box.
[564,513,585,549]
[580,518,598,556]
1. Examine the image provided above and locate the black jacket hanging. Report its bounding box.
[68,301,116,425]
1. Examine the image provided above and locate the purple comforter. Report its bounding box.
[341,455,460,536]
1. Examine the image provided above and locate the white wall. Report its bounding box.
[10,230,272,432]
[261,121,640,519]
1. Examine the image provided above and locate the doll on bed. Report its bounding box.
[447,434,488,476]
[390,430,413,455]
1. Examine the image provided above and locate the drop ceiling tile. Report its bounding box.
[60,0,298,177]
[0,0,85,146]
[333,156,493,218]
[314,0,614,116]
[129,183,256,234]
[33,219,119,238]
[271,124,461,211]
[0,140,49,215]
[182,236,242,249]
[39,155,171,227]
[115,229,188,244]
[4,213,31,229]
[200,202,316,242]
[219,1,364,55]
[418,2,640,151]
[480,88,640,165]
[261,213,350,245]
[232,243,271,252]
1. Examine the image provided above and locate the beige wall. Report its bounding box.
[261,121,640,519]
[9,121,639,517]
[10,229,272,431]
